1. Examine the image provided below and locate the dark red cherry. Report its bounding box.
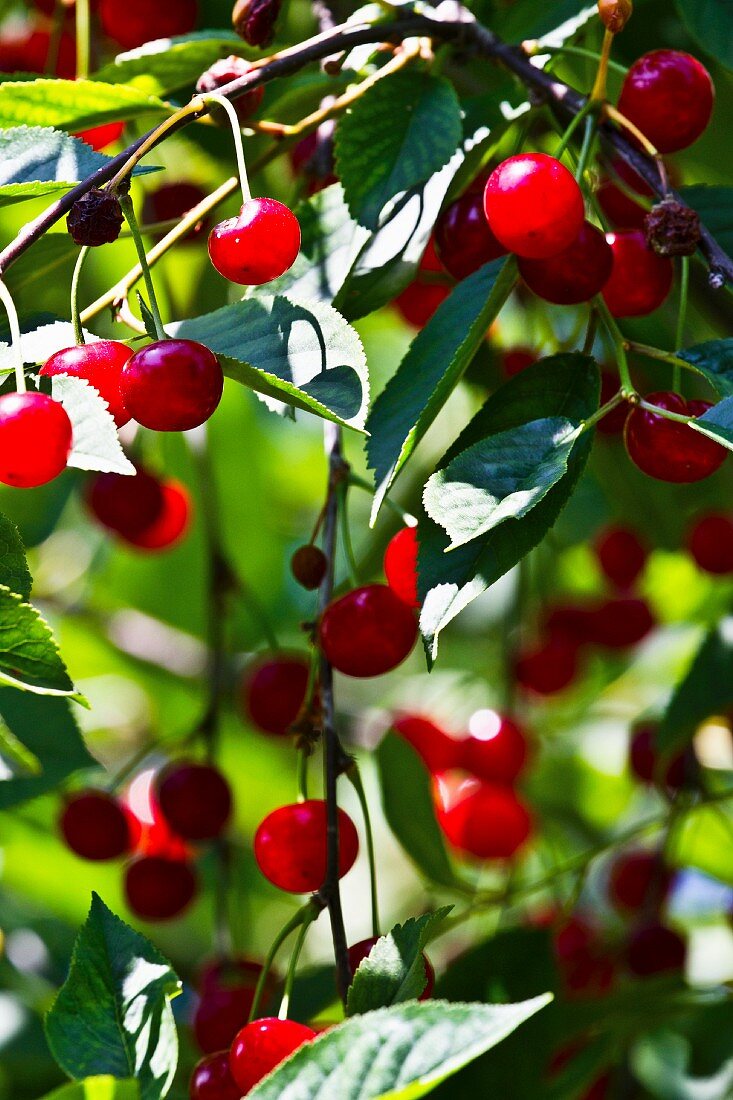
[208,198,301,285]
[242,653,310,736]
[484,154,585,259]
[196,56,264,123]
[190,1051,240,1100]
[0,28,76,77]
[348,936,435,999]
[597,157,654,230]
[194,958,273,1054]
[142,183,209,241]
[124,855,198,921]
[518,221,613,304]
[75,121,125,152]
[597,371,628,436]
[688,514,733,574]
[41,340,132,427]
[229,1018,316,1094]
[515,634,580,695]
[595,526,648,589]
[291,544,328,589]
[629,723,688,791]
[502,348,536,377]
[583,596,655,649]
[156,761,232,841]
[617,50,714,154]
[254,799,359,892]
[463,709,528,785]
[608,850,672,914]
[60,790,138,861]
[127,481,191,550]
[383,526,419,608]
[624,391,726,482]
[602,231,673,317]
[100,0,198,49]
[392,713,463,774]
[434,183,507,279]
[553,917,616,997]
[433,773,532,859]
[121,339,223,432]
[87,467,164,538]
[0,391,72,488]
[319,584,418,677]
[625,922,686,976]
[394,238,450,328]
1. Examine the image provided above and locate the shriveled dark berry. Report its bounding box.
[598,0,632,33]
[67,189,123,247]
[232,0,282,47]
[291,544,328,590]
[644,198,701,257]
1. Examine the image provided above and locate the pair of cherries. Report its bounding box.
[88,465,191,551]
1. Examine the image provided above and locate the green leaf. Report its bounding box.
[0,585,80,698]
[0,713,41,775]
[677,340,733,397]
[247,995,552,1100]
[51,376,135,476]
[675,0,733,70]
[335,71,462,231]
[657,619,733,754]
[135,292,159,343]
[93,32,253,96]
[5,235,77,307]
[674,803,733,887]
[0,511,31,598]
[0,321,101,377]
[0,79,166,131]
[680,186,733,256]
[424,418,581,551]
[366,258,516,522]
[171,295,369,430]
[632,1029,733,1100]
[46,894,181,1100]
[688,396,733,452]
[41,1077,140,1100]
[376,733,461,891]
[346,908,452,1017]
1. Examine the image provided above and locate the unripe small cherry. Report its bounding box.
[196,56,264,123]
[100,0,198,49]
[484,154,585,259]
[60,790,137,861]
[121,339,223,432]
[41,340,132,427]
[617,50,714,154]
[208,198,300,285]
[319,584,418,677]
[392,713,463,774]
[463,709,528,785]
[595,525,648,589]
[687,514,733,574]
[394,238,450,328]
[291,544,327,590]
[229,1018,315,1094]
[434,184,507,279]
[625,922,686,976]
[156,761,232,841]
[194,958,273,1054]
[629,722,688,791]
[0,391,72,488]
[348,936,435,999]
[434,773,532,859]
[190,1051,240,1100]
[608,850,672,914]
[518,221,613,305]
[624,391,726,483]
[383,526,419,608]
[254,799,359,892]
[602,231,673,317]
[124,854,198,921]
[242,653,310,736]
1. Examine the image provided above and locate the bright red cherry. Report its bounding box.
[617,50,714,154]
[518,221,613,305]
[100,0,198,49]
[87,468,191,550]
[41,340,132,427]
[515,634,580,695]
[0,28,76,77]
[484,154,585,260]
[156,761,232,841]
[625,922,686,976]
[463,709,528,785]
[392,714,463,774]
[602,231,673,317]
[688,514,733,574]
[348,936,435,999]
[434,184,507,279]
[583,597,655,649]
[254,799,359,893]
[394,238,450,328]
[142,183,209,241]
[127,481,191,550]
[434,774,532,859]
[608,850,672,914]
[121,339,223,432]
[124,855,197,921]
[241,654,310,736]
[597,371,628,435]
[196,56,264,123]
[60,790,138,861]
[0,391,72,488]
[383,526,419,608]
[595,526,648,589]
[229,1018,316,1094]
[624,391,727,482]
[208,198,301,285]
[501,348,536,377]
[194,958,273,1054]
[319,584,418,677]
[629,723,688,791]
[597,157,654,230]
[190,1051,240,1100]
[75,121,125,152]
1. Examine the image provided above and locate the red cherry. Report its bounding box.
[688,514,733,574]
[463,709,528,785]
[75,121,125,151]
[0,392,72,488]
[87,467,164,537]
[142,183,209,241]
[347,937,435,999]
[595,526,648,589]
[515,634,580,695]
[60,790,137,861]
[122,766,193,860]
[393,238,450,328]
[602,231,673,317]
[156,761,232,841]
[608,850,672,914]
[434,774,532,859]
[208,198,301,285]
[126,481,191,550]
[41,340,132,427]
[544,604,596,646]
[597,157,654,230]
[583,596,655,649]
[597,371,628,435]
[100,0,198,49]
[553,917,616,997]
[392,714,463,774]
[0,28,76,77]
[617,50,714,154]
[624,391,726,483]
[196,56,264,123]
[190,1051,240,1100]
[254,799,359,893]
[124,855,198,921]
[629,723,688,791]
[229,1018,316,1094]
[319,584,418,677]
[518,221,613,305]
[484,154,585,260]
[434,184,506,279]
[625,922,686,976]
[121,339,223,432]
[501,348,536,377]
[241,654,310,736]
[194,959,272,1054]
[383,526,419,608]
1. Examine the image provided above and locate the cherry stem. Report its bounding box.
[346,764,381,939]
[70,245,90,347]
[575,113,597,184]
[626,340,702,381]
[195,93,251,205]
[278,910,316,1020]
[637,398,693,426]
[247,899,323,1024]
[580,390,625,433]
[595,296,635,396]
[338,483,360,587]
[0,279,26,394]
[590,27,614,103]
[554,98,597,160]
[118,193,167,342]
[674,256,690,390]
[75,0,91,81]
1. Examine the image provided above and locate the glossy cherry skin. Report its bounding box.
[121,339,223,432]
[688,514,733,574]
[254,799,359,893]
[394,238,450,328]
[242,654,310,736]
[124,855,198,921]
[319,584,418,677]
[595,526,648,589]
[60,790,138,861]
[583,597,655,649]
[502,348,536,377]
[194,958,272,1053]
[348,937,435,999]
[434,185,506,279]
[597,157,654,230]
[617,50,714,154]
[625,922,686,976]
[629,723,688,791]
[463,709,528,785]
[515,634,580,695]
[87,467,164,537]
[392,714,463,774]
[0,392,73,488]
[209,198,301,285]
[608,850,672,914]
[484,154,585,260]
[518,222,613,305]
[229,1018,316,1094]
[383,526,419,608]
[602,231,674,317]
[434,774,532,859]
[100,0,198,49]
[625,391,726,483]
[75,121,125,152]
[156,762,232,841]
[41,340,132,427]
[127,481,191,550]
[190,1051,241,1100]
